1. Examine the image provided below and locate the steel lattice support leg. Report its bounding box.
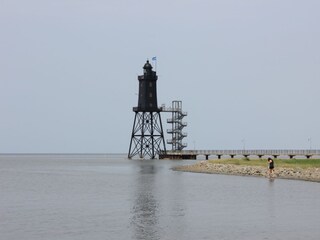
[128,112,166,159]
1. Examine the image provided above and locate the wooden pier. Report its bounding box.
[160,149,320,160]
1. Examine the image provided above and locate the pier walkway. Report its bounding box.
[160,149,320,160]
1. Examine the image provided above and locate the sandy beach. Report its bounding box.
[173,161,320,182]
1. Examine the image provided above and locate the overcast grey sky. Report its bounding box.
[1,0,319,153]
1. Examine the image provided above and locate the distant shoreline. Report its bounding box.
[173,161,320,183]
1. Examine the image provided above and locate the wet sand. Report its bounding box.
[173,161,320,182]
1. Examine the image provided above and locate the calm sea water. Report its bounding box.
[0,154,319,240]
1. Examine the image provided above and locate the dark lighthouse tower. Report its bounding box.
[128,60,166,159]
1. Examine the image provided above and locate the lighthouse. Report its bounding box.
[128,60,166,159]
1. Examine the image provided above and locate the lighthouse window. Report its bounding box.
[149,82,153,87]
[149,93,153,98]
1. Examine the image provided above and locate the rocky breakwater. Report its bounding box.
[173,161,320,182]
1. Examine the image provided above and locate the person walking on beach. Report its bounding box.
[268,157,274,176]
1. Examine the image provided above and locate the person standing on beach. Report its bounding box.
[268,157,274,176]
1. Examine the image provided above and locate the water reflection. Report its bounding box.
[268,177,275,184]
[267,176,276,234]
[131,163,160,240]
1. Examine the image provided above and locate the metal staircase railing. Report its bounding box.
[162,101,188,151]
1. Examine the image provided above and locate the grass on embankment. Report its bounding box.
[208,158,320,169]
